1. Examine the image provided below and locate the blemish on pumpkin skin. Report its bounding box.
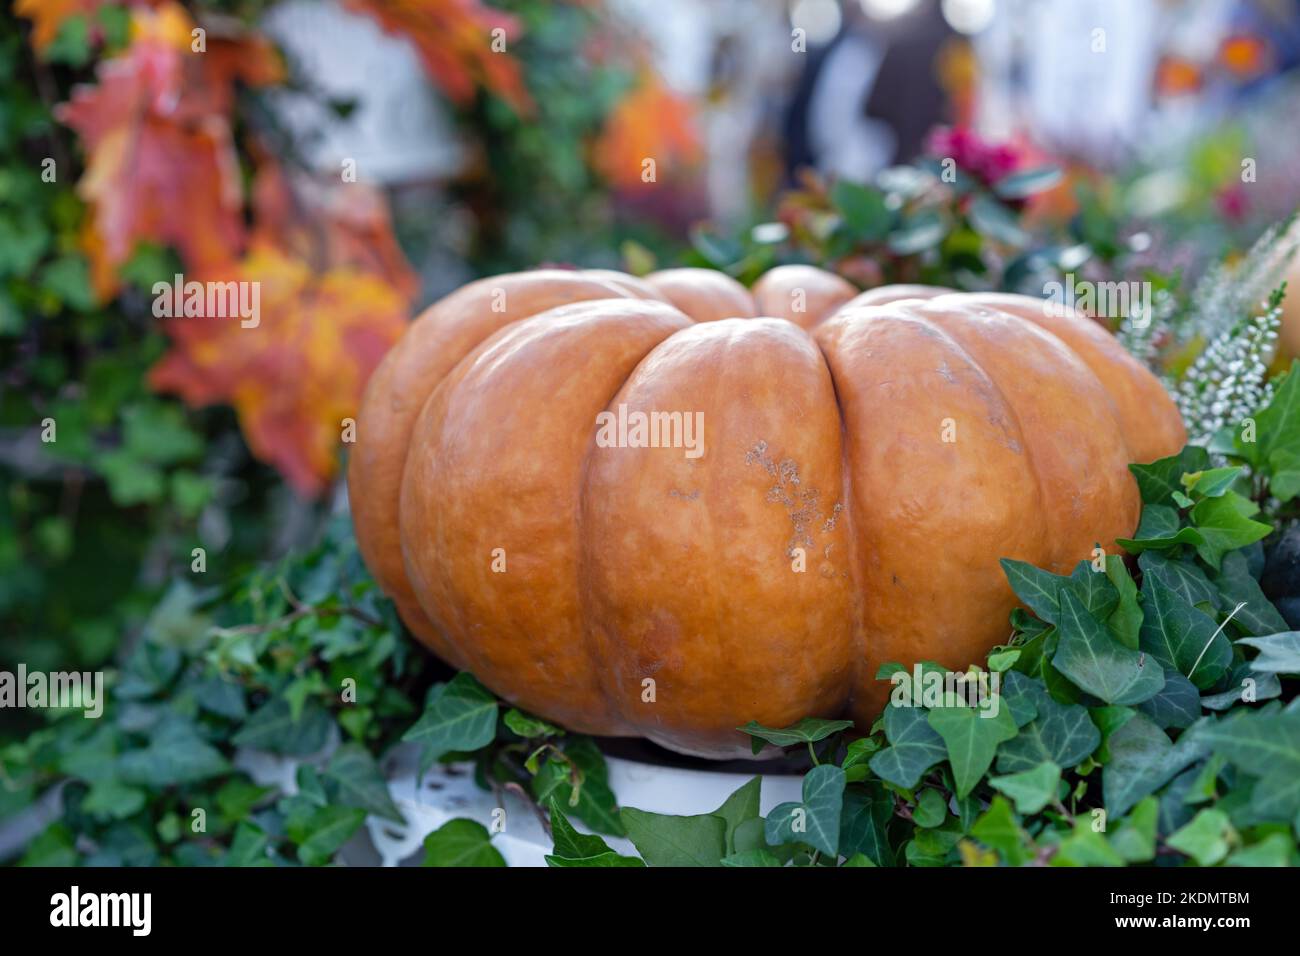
[668,488,700,501]
[746,440,843,559]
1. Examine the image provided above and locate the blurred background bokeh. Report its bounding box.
[4,0,1300,744]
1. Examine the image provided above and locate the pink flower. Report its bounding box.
[925,126,1024,187]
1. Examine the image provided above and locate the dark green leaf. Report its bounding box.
[233,697,333,756]
[1129,447,1210,505]
[1053,589,1165,704]
[764,764,845,858]
[321,744,404,824]
[1116,504,1204,554]
[621,807,727,867]
[1103,713,1207,816]
[869,706,947,788]
[1139,577,1232,689]
[402,673,498,771]
[738,717,854,754]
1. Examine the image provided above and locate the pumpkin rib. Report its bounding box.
[815,305,1051,721]
[350,271,657,646]
[751,264,859,328]
[904,299,1138,575]
[643,267,757,323]
[952,293,1186,463]
[399,298,693,735]
[582,317,855,755]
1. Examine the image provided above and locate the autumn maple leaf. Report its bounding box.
[58,3,283,289]
[149,244,409,496]
[345,0,531,113]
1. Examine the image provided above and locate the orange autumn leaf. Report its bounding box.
[149,244,409,496]
[345,0,531,113]
[15,0,107,53]
[594,70,700,190]
[58,3,285,289]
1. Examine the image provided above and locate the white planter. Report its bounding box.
[366,754,806,867]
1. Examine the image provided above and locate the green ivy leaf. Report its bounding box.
[989,762,1060,814]
[912,788,948,827]
[1108,796,1158,863]
[1213,552,1289,635]
[712,777,762,854]
[1116,504,1205,554]
[1139,577,1232,689]
[1238,632,1300,675]
[1051,817,1126,867]
[1000,559,1067,624]
[1200,661,1281,710]
[721,848,784,867]
[621,807,727,867]
[1181,466,1242,499]
[838,784,894,865]
[1195,709,1300,821]
[532,739,624,837]
[1103,713,1207,816]
[402,672,498,773]
[119,721,230,787]
[1189,493,1272,569]
[292,806,366,866]
[1166,808,1234,865]
[1137,671,1201,729]
[1100,556,1141,650]
[224,823,273,867]
[1225,832,1295,866]
[545,805,644,867]
[869,706,947,788]
[503,708,562,739]
[1139,551,1218,609]
[233,697,333,757]
[321,744,404,824]
[1053,589,1165,705]
[422,818,506,867]
[1129,447,1211,505]
[764,764,846,858]
[738,717,854,755]
[926,703,1018,798]
[969,796,1031,866]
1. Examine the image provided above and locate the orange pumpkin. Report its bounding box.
[349,266,1185,757]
